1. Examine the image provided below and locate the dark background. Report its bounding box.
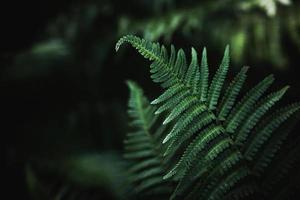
[2,0,300,199]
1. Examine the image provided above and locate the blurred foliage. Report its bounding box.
[1,0,299,199]
[26,153,130,200]
[118,0,300,69]
[240,0,291,16]
[3,39,70,80]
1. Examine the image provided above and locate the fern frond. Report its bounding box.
[117,35,184,89]
[118,36,300,200]
[124,80,171,195]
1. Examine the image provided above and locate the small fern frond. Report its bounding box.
[124,80,171,196]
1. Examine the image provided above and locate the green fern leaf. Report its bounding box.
[199,47,209,101]
[124,80,171,195]
[207,45,230,110]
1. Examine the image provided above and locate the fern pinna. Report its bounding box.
[124,81,172,198]
[118,35,300,200]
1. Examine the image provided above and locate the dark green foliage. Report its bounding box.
[26,154,129,200]
[4,1,300,200]
[118,35,300,200]
[118,0,300,69]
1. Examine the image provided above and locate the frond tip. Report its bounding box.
[116,35,132,52]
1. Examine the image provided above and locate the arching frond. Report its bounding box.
[118,35,300,200]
